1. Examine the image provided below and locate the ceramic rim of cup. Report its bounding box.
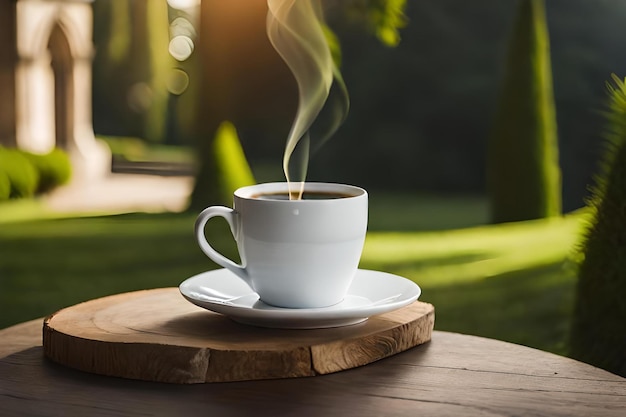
[235,182,367,201]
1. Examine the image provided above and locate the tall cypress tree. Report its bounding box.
[569,75,626,377]
[487,0,561,223]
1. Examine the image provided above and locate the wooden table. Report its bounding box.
[1,318,625,416]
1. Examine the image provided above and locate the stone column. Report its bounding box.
[69,53,111,182]
[15,52,56,153]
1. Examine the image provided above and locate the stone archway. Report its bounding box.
[0,0,110,182]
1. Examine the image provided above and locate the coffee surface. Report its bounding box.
[252,191,352,200]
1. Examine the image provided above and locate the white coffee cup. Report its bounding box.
[195,182,368,308]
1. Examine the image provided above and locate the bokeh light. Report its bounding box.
[167,68,190,95]
[168,16,196,61]
[170,16,196,37]
[169,35,194,61]
[127,82,153,112]
[166,0,200,11]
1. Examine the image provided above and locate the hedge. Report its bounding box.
[0,169,10,200]
[22,149,72,194]
[0,147,72,201]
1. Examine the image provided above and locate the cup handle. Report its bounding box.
[195,206,251,287]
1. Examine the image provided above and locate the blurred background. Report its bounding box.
[90,0,626,212]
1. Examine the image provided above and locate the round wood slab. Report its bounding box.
[43,288,434,384]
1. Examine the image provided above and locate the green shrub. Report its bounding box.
[487,0,561,223]
[0,147,39,198]
[0,147,72,199]
[570,75,626,377]
[22,149,72,193]
[212,121,256,205]
[190,121,256,209]
[0,169,10,201]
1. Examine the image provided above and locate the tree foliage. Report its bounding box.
[92,0,171,143]
[569,75,626,377]
[339,0,408,47]
[486,0,561,223]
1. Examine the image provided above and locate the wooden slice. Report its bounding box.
[43,288,434,384]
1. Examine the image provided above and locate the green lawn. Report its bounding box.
[0,195,586,357]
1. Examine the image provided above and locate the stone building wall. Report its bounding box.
[0,0,109,181]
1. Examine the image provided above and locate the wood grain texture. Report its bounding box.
[0,319,42,358]
[2,323,625,417]
[41,288,434,383]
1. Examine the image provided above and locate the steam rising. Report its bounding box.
[267,0,349,199]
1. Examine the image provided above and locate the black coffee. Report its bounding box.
[252,191,352,200]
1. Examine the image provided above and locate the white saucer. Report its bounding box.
[179,268,421,329]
